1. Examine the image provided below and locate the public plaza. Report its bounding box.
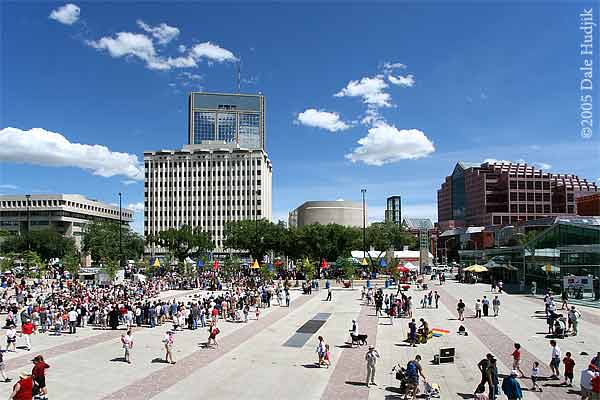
[0,277,598,400]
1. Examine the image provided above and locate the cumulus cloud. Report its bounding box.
[137,20,179,45]
[381,62,406,73]
[127,202,144,212]
[49,3,80,25]
[190,42,238,63]
[122,180,137,185]
[345,122,435,166]
[86,32,160,68]
[388,74,415,87]
[296,109,350,132]
[0,127,143,180]
[534,162,552,170]
[335,75,391,108]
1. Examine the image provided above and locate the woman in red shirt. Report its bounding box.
[20,321,34,351]
[31,355,50,398]
[9,371,33,400]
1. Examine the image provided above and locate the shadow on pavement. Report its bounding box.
[109,357,127,363]
[345,381,368,387]
[302,363,321,368]
[151,358,169,364]
[456,393,475,399]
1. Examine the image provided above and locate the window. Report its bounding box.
[217,112,237,143]
[510,193,517,201]
[193,111,216,143]
[510,181,517,189]
[239,113,261,148]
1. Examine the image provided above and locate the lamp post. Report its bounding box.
[118,192,123,270]
[361,188,367,267]
[25,194,31,250]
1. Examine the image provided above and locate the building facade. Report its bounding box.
[288,200,366,228]
[145,92,273,254]
[0,194,133,249]
[437,162,598,230]
[385,196,401,225]
[577,193,600,216]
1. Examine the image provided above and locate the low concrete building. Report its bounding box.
[288,200,366,228]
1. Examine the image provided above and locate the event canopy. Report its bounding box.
[464,264,488,273]
[396,265,410,273]
[484,260,518,271]
[403,262,419,271]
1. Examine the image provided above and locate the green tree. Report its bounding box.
[0,253,16,272]
[362,222,414,269]
[22,250,43,278]
[223,219,281,262]
[82,221,144,266]
[0,229,76,262]
[300,257,315,281]
[148,225,213,271]
[63,251,81,276]
[336,257,355,280]
[103,258,120,280]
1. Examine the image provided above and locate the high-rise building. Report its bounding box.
[385,196,401,225]
[144,92,273,254]
[437,162,598,230]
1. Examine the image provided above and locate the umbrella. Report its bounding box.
[541,264,560,274]
[379,259,388,267]
[464,264,488,273]
[212,260,219,270]
[396,264,409,273]
[251,259,260,269]
[197,260,205,268]
[404,262,419,271]
[321,259,328,269]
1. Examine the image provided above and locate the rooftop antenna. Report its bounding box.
[236,60,241,93]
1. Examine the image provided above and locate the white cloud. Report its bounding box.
[296,109,350,132]
[381,62,406,73]
[0,127,143,180]
[122,180,137,185]
[0,184,18,190]
[49,3,80,25]
[190,42,238,63]
[534,162,552,170]
[178,44,187,53]
[136,20,179,45]
[345,122,435,166]
[335,75,391,108]
[484,158,514,165]
[127,202,144,212]
[388,74,415,87]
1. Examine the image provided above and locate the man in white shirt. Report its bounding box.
[580,365,595,399]
[68,308,78,334]
[549,340,561,379]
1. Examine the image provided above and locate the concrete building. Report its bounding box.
[0,194,133,249]
[437,161,597,230]
[385,196,401,225]
[144,92,273,254]
[288,200,366,228]
[577,193,600,216]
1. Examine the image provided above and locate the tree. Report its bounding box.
[223,219,282,262]
[63,251,81,276]
[82,221,144,266]
[299,224,359,265]
[0,253,16,272]
[148,225,213,270]
[362,222,415,269]
[336,257,355,280]
[300,257,315,281]
[22,250,43,278]
[0,229,76,262]
[103,258,120,280]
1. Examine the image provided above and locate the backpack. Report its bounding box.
[406,360,418,379]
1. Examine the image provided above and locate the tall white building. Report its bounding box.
[144,92,273,254]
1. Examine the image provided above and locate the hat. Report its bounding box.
[368,345,374,350]
[19,371,31,379]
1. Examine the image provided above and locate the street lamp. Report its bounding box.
[118,192,123,270]
[361,188,367,265]
[25,194,31,250]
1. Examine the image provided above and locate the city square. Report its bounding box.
[1,1,599,399]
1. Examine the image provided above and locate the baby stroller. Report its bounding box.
[391,364,408,394]
[554,316,567,339]
[423,381,441,399]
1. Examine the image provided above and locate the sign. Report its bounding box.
[563,275,593,291]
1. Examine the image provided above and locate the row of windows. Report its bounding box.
[147,199,262,207]
[145,209,262,218]
[509,192,551,202]
[147,189,262,197]
[192,111,261,148]
[508,180,551,190]
[0,200,130,218]
[509,204,551,213]
[146,159,262,168]
[145,180,262,188]
[146,169,262,178]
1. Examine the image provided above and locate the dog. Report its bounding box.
[350,333,368,346]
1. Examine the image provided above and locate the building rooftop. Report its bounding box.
[403,218,434,230]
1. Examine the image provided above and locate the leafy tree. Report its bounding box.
[362,222,415,269]
[300,257,315,280]
[22,250,43,278]
[0,253,16,272]
[223,219,282,262]
[63,251,81,276]
[148,225,213,272]
[82,221,144,267]
[260,263,274,281]
[299,224,359,265]
[336,257,355,280]
[0,229,76,261]
[103,258,120,280]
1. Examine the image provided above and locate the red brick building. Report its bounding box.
[437,162,597,229]
[577,193,600,216]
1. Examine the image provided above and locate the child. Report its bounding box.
[255,306,260,320]
[562,352,575,386]
[323,344,331,368]
[531,361,542,392]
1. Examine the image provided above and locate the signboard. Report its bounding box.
[563,275,593,291]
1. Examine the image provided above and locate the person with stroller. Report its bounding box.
[405,355,426,399]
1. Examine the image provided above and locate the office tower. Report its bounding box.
[385,196,401,225]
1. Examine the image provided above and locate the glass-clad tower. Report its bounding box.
[385,196,401,225]
[188,92,265,150]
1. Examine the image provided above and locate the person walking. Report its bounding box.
[475,299,482,318]
[68,308,78,334]
[316,336,326,366]
[475,354,493,395]
[530,361,542,392]
[326,286,332,301]
[549,340,561,379]
[568,306,582,336]
[482,296,490,317]
[207,323,219,347]
[434,291,440,308]
[8,371,33,400]
[492,296,500,317]
[31,355,50,400]
[580,364,595,399]
[408,319,417,347]
[501,370,523,400]
[365,345,380,387]
[511,343,526,378]
[0,349,10,383]
[121,329,133,364]
[162,331,176,364]
[562,351,575,387]
[457,299,466,321]
[487,357,499,400]
[560,289,569,310]
[20,321,34,351]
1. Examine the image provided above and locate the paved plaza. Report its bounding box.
[1,279,599,400]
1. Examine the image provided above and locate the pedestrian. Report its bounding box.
[207,323,219,347]
[475,354,493,395]
[162,331,176,364]
[326,286,332,301]
[492,296,500,317]
[568,306,581,336]
[475,299,482,318]
[8,371,33,400]
[487,356,499,400]
[408,319,417,347]
[316,336,326,366]
[457,299,466,321]
[511,343,526,378]
[5,324,18,352]
[121,329,133,364]
[562,351,575,387]
[427,291,433,308]
[405,355,426,400]
[31,355,50,400]
[0,349,10,382]
[549,340,561,379]
[434,291,440,308]
[285,291,290,307]
[323,344,331,368]
[21,320,34,351]
[501,370,523,400]
[407,296,413,318]
[580,364,595,399]
[68,308,78,334]
[418,318,429,344]
[255,306,260,320]
[561,289,568,310]
[482,296,490,317]
[365,345,380,387]
[531,361,542,392]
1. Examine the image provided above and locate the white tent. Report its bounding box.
[403,262,419,271]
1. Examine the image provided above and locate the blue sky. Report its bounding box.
[1,2,598,232]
